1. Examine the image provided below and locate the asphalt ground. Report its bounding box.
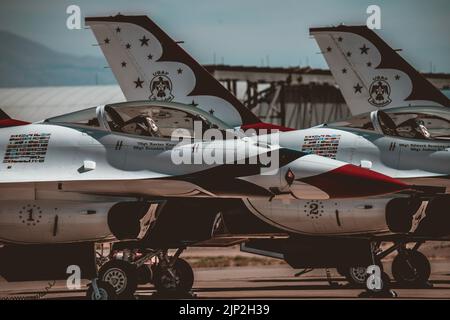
[1,260,449,300]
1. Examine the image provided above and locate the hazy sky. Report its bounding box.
[1,0,449,72]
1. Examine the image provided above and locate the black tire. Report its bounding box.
[86,280,117,300]
[392,249,431,286]
[137,264,153,285]
[153,258,194,293]
[99,260,138,298]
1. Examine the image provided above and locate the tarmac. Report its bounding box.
[1,260,449,300]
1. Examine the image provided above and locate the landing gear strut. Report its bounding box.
[358,242,397,298]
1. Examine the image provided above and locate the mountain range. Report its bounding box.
[0,30,117,87]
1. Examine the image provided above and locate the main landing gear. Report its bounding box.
[340,241,432,290]
[391,244,431,287]
[96,247,194,299]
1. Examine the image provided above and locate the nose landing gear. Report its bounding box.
[96,247,195,299]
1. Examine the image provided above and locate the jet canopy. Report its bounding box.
[327,106,450,141]
[45,101,234,139]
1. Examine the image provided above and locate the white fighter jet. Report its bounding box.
[242,26,450,287]
[0,100,411,297]
[1,18,416,298]
[78,15,450,296]
[0,102,405,236]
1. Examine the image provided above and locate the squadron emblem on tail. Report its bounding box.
[368,76,392,107]
[150,71,174,102]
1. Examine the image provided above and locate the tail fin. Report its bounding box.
[85,15,260,127]
[0,108,29,127]
[310,26,450,115]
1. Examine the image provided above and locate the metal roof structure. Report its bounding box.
[0,85,125,122]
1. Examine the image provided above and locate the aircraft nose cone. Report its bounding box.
[298,163,408,198]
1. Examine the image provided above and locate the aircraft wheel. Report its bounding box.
[392,249,431,286]
[345,263,384,287]
[86,280,117,300]
[153,258,194,293]
[346,266,369,287]
[99,260,138,298]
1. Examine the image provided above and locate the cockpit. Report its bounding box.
[326,106,450,141]
[44,101,233,139]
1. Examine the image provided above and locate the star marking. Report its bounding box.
[116,27,121,33]
[104,38,110,44]
[177,68,183,74]
[395,75,401,80]
[354,83,363,93]
[209,109,215,115]
[147,54,153,60]
[367,62,372,67]
[342,68,347,74]
[121,61,127,68]
[134,78,144,88]
[360,44,370,54]
[326,47,332,52]
[346,51,352,57]
[139,36,150,46]
[126,43,131,49]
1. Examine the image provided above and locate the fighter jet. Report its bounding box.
[0,95,410,297]
[239,26,450,287]
[240,26,450,287]
[81,15,450,296]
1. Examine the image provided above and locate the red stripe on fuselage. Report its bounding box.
[0,119,30,128]
[300,164,408,198]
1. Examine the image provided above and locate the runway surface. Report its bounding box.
[1,260,449,300]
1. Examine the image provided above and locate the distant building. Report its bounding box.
[205,65,450,128]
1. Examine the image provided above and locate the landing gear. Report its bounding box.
[392,248,431,287]
[347,266,370,287]
[358,242,397,298]
[137,264,153,285]
[99,259,138,299]
[98,247,195,298]
[86,279,117,300]
[153,258,194,293]
[341,241,432,290]
[340,264,384,287]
